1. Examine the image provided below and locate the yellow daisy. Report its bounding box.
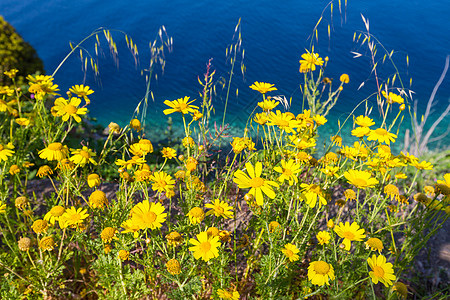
[281,243,300,262]
[205,199,234,219]
[257,99,279,111]
[334,221,366,251]
[299,49,324,73]
[44,205,65,225]
[307,261,335,286]
[267,110,299,133]
[367,254,396,286]
[0,200,6,214]
[249,81,277,94]
[161,147,177,159]
[52,97,88,123]
[367,128,397,145]
[273,159,301,185]
[189,231,221,261]
[316,231,331,245]
[0,143,15,162]
[38,142,68,161]
[60,207,89,229]
[69,146,97,166]
[130,200,167,230]
[300,183,327,208]
[217,288,240,300]
[233,162,279,206]
[69,84,94,104]
[87,173,101,188]
[344,170,379,189]
[365,237,384,253]
[150,171,175,194]
[37,165,53,178]
[355,115,375,127]
[163,96,199,115]
[187,207,205,224]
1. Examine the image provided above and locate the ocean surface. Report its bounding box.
[2,0,450,151]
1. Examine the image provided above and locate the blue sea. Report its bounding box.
[2,0,450,151]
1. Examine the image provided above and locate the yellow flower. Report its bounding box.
[39,236,55,251]
[185,156,198,172]
[254,112,269,125]
[281,243,300,262]
[44,205,65,225]
[9,164,20,175]
[269,221,281,233]
[365,237,384,253]
[15,196,28,210]
[101,227,117,243]
[192,109,203,121]
[0,143,15,162]
[300,183,327,208]
[344,189,356,201]
[38,142,68,161]
[15,118,30,126]
[89,190,108,209]
[18,237,31,251]
[60,207,89,229]
[129,118,142,131]
[0,200,6,214]
[207,227,219,238]
[355,115,375,127]
[367,254,396,286]
[166,258,181,275]
[108,122,121,134]
[382,90,404,104]
[273,159,300,185]
[31,219,49,234]
[331,135,342,147]
[411,160,433,170]
[393,282,408,299]
[87,173,101,188]
[368,128,397,145]
[118,250,130,261]
[69,146,97,166]
[316,231,331,245]
[150,171,175,194]
[334,221,366,251]
[308,261,335,286]
[163,96,199,115]
[344,170,379,189]
[219,230,231,242]
[37,165,53,178]
[436,173,450,195]
[340,74,350,83]
[384,184,400,200]
[121,218,141,238]
[189,231,221,262]
[4,69,18,78]
[233,162,279,206]
[313,115,327,127]
[299,49,324,73]
[166,231,183,247]
[130,200,167,230]
[217,288,240,300]
[205,199,234,219]
[267,110,299,133]
[257,98,279,111]
[249,81,277,94]
[69,85,94,104]
[351,126,371,138]
[52,97,88,123]
[187,207,205,224]
[161,147,177,159]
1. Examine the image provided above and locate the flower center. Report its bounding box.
[65,104,78,115]
[190,208,204,217]
[199,241,211,252]
[314,261,330,274]
[70,213,81,222]
[48,143,62,151]
[178,103,188,111]
[342,231,355,240]
[215,206,224,214]
[143,211,157,223]
[80,150,90,158]
[50,206,65,217]
[310,184,321,194]
[277,119,289,127]
[0,145,3,151]
[285,249,294,257]
[283,168,292,176]
[373,265,385,278]
[375,128,388,136]
[249,177,265,188]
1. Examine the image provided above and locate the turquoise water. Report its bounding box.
[2,0,450,151]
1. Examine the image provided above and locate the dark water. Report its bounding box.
[2,0,450,149]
